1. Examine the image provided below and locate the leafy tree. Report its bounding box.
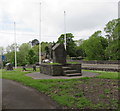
[104,18,120,60]
[5,51,16,65]
[17,43,31,65]
[74,39,86,57]
[26,49,37,64]
[31,39,39,46]
[4,44,19,65]
[57,33,77,57]
[82,31,108,60]
[41,42,49,53]
[104,18,120,41]
[31,45,39,62]
[6,43,19,53]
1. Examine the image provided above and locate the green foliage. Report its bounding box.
[104,18,120,60]
[104,18,120,41]
[31,39,39,46]
[5,51,15,64]
[57,33,77,57]
[17,43,31,65]
[81,31,108,60]
[26,49,37,64]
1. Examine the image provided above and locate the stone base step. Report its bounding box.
[64,70,78,74]
[65,73,82,77]
[62,67,73,70]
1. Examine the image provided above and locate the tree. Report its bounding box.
[82,31,108,60]
[17,43,31,65]
[57,33,77,57]
[104,18,120,60]
[6,43,19,53]
[26,49,37,64]
[31,39,39,46]
[31,45,39,62]
[104,18,120,41]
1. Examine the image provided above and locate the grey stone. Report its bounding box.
[52,43,66,64]
[40,64,63,76]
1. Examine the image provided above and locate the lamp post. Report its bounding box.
[39,3,42,65]
[14,22,17,69]
[64,11,67,50]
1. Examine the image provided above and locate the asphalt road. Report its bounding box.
[2,79,59,110]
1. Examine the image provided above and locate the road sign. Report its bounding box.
[2,55,5,61]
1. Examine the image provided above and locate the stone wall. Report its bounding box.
[40,64,63,76]
[40,63,82,76]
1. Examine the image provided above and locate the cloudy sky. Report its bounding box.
[0,0,119,48]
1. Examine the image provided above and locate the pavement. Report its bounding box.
[26,71,99,80]
[2,79,60,110]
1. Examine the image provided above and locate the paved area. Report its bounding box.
[26,71,99,80]
[2,79,60,109]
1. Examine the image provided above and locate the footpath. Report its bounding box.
[2,79,60,110]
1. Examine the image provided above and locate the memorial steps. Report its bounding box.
[62,66,82,77]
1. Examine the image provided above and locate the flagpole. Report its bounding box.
[39,3,41,65]
[14,22,17,69]
[64,11,67,50]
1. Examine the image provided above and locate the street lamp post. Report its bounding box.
[14,22,17,69]
[64,11,67,50]
[39,3,42,65]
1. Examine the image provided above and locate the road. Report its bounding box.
[2,79,59,110]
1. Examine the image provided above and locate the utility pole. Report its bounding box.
[64,11,67,50]
[39,3,42,65]
[14,22,17,69]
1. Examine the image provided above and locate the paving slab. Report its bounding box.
[26,71,99,80]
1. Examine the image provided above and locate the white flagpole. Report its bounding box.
[14,22,17,69]
[39,3,41,65]
[64,11,67,50]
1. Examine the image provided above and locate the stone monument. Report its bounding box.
[52,43,66,64]
[40,43,82,76]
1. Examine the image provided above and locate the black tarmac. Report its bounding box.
[2,79,60,110]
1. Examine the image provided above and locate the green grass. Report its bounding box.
[1,68,119,109]
[67,61,79,64]
[83,70,119,79]
[76,97,92,108]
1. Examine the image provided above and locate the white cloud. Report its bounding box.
[0,0,119,48]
